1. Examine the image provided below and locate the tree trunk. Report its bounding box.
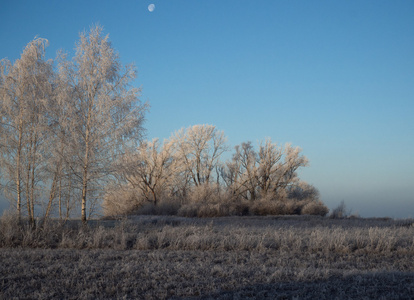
[65,174,72,221]
[29,134,37,227]
[81,166,88,224]
[58,175,62,220]
[44,169,58,219]
[25,145,33,227]
[15,120,23,221]
[151,189,157,206]
[80,93,93,224]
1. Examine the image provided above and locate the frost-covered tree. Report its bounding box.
[0,38,55,225]
[107,125,228,210]
[102,126,327,217]
[222,139,309,202]
[258,140,308,199]
[120,138,175,206]
[257,138,283,197]
[221,142,259,201]
[171,124,228,187]
[58,25,148,223]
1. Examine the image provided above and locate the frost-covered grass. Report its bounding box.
[1,215,414,299]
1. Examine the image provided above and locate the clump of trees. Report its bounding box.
[1,25,327,223]
[104,124,328,217]
[0,25,148,224]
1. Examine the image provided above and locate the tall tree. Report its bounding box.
[0,38,54,225]
[58,25,147,223]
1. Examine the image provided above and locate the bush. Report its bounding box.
[103,187,143,216]
[228,199,250,216]
[132,195,330,218]
[178,202,228,218]
[288,182,320,201]
[103,182,330,218]
[176,197,250,218]
[250,199,287,216]
[301,200,329,216]
[0,210,22,247]
[330,200,349,219]
[284,200,305,215]
[0,210,70,248]
[137,198,181,216]
[186,184,223,204]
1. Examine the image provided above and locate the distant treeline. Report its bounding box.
[104,124,328,218]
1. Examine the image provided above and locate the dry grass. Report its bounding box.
[1,214,414,299]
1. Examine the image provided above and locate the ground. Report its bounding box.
[1,215,413,299]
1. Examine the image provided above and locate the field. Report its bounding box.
[1,215,414,299]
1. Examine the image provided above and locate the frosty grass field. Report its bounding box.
[1,215,414,299]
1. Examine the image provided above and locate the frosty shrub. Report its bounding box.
[186,184,221,204]
[196,203,226,218]
[283,200,305,215]
[249,198,329,216]
[177,199,231,218]
[136,198,181,216]
[105,190,329,218]
[177,185,251,217]
[177,204,199,218]
[250,198,287,216]
[179,200,250,218]
[103,185,143,216]
[227,199,251,216]
[287,181,320,201]
[330,200,349,219]
[0,210,22,246]
[0,210,69,248]
[301,200,329,216]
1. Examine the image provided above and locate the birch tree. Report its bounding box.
[58,25,148,223]
[0,38,54,225]
[43,53,80,221]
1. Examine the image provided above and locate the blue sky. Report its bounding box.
[1,0,413,218]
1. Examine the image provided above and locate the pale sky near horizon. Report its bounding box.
[0,0,413,218]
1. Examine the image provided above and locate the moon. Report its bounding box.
[148,4,155,12]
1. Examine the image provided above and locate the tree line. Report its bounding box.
[104,124,328,217]
[0,25,328,224]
